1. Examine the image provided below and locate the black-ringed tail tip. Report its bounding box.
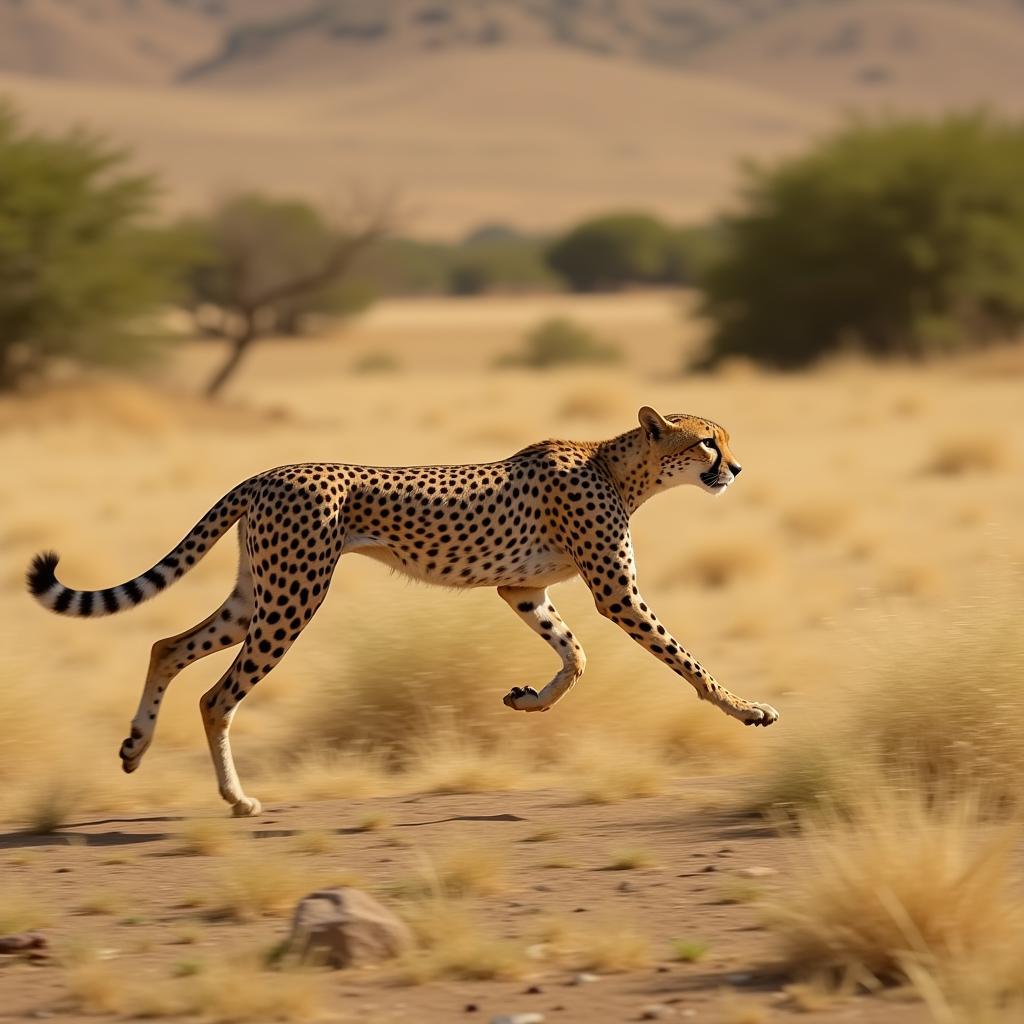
[26,549,171,618]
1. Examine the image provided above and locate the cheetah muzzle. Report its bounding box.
[27,405,778,815]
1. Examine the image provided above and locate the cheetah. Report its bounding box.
[27,406,778,816]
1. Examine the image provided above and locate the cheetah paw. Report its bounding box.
[118,729,150,774]
[741,702,779,728]
[231,796,263,817]
[502,686,548,713]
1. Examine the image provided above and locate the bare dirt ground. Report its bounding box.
[0,787,930,1024]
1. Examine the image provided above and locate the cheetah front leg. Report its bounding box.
[576,545,778,727]
[497,586,586,713]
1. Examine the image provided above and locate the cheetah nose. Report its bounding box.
[728,462,742,477]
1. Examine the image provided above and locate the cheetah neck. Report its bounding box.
[596,428,659,516]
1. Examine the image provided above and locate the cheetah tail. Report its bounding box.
[25,481,252,618]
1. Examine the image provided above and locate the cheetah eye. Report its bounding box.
[701,438,716,450]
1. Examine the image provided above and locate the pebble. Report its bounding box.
[525,985,543,995]
[700,864,717,873]
[464,1005,479,1014]
[617,880,638,893]
[736,866,777,878]
[571,972,600,985]
[490,1015,545,1024]
[533,884,554,893]
[640,1005,675,1020]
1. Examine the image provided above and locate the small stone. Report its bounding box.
[55,867,71,874]
[464,1005,479,1014]
[571,972,600,985]
[617,880,637,893]
[287,887,412,968]
[572,907,587,913]
[640,1005,675,1020]
[717,847,733,856]
[700,864,717,873]
[490,1015,545,1024]
[533,884,554,893]
[525,985,543,994]
[736,866,777,879]
[655,965,670,973]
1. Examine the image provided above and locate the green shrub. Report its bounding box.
[497,317,623,368]
[546,212,675,291]
[0,102,180,390]
[697,114,1024,368]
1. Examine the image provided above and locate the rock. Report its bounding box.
[640,1005,675,1020]
[0,933,47,955]
[618,880,638,893]
[464,1005,479,1014]
[525,985,543,994]
[736,866,777,878]
[287,888,412,968]
[701,864,717,873]
[571,972,600,985]
[491,1015,545,1024]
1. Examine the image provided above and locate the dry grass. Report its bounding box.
[753,611,1024,817]
[175,817,237,857]
[65,947,323,1021]
[0,885,53,933]
[668,536,777,589]
[204,850,309,921]
[538,913,652,973]
[925,435,1012,475]
[781,499,852,541]
[606,848,656,871]
[396,842,507,900]
[395,897,526,984]
[768,792,1024,992]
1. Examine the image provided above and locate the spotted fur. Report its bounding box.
[27,406,778,816]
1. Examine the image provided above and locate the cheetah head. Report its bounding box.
[638,406,742,496]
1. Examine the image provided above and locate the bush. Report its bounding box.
[546,212,675,291]
[0,103,179,390]
[497,317,623,368]
[697,114,1024,368]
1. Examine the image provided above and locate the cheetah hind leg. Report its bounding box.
[118,587,251,775]
[497,586,587,713]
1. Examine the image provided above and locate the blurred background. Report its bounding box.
[2,3,1024,1017]
[3,0,1024,840]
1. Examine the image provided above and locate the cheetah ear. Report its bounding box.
[638,406,671,442]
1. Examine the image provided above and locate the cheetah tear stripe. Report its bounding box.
[26,483,250,618]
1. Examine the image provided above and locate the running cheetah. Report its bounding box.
[27,406,778,816]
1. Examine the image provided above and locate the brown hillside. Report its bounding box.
[0,48,825,235]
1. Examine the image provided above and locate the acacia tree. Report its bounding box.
[697,114,1024,368]
[0,104,177,390]
[180,193,392,397]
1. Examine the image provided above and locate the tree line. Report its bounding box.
[3,101,1024,396]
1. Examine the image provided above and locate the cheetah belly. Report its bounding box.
[343,533,576,589]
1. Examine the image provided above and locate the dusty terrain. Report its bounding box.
[1,789,931,1024]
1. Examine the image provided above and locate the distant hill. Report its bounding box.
[2,0,1023,236]
[4,0,1024,109]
